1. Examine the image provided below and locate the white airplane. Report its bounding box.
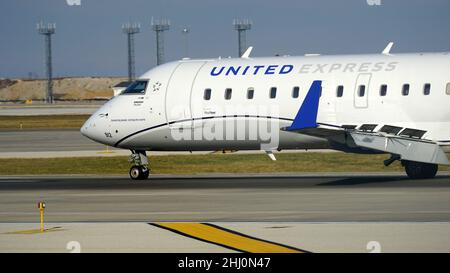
[81,44,450,180]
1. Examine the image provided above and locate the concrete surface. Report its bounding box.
[1,174,449,253]
[0,104,101,116]
[0,129,106,152]
[1,174,449,222]
[0,222,448,253]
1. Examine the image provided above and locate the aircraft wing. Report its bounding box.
[283,80,450,165]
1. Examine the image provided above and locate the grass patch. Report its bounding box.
[1,153,449,175]
[0,115,90,130]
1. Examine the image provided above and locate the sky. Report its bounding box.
[0,0,449,78]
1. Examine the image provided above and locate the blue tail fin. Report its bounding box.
[287,80,322,131]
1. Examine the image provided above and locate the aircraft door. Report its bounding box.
[165,61,206,129]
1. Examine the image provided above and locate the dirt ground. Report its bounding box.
[0,77,126,101]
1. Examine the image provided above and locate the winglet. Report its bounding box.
[382,42,394,55]
[286,80,322,131]
[241,46,253,59]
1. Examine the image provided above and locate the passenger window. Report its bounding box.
[225,88,232,100]
[380,84,387,96]
[292,86,299,98]
[203,88,211,100]
[447,83,450,95]
[336,85,344,97]
[270,87,277,99]
[121,80,148,95]
[358,85,365,97]
[402,84,410,96]
[423,83,431,95]
[247,88,254,99]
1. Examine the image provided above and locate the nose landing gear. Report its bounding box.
[129,165,150,180]
[129,150,150,180]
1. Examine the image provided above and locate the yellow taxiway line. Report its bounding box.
[151,222,308,253]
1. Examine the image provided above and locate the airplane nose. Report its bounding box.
[80,120,89,137]
[80,115,103,142]
[81,103,112,145]
[80,116,95,139]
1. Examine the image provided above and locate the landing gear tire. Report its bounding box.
[129,166,150,180]
[128,150,150,180]
[403,160,438,179]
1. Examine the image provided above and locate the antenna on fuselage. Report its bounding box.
[265,150,277,161]
[241,46,253,59]
[382,42,394,55]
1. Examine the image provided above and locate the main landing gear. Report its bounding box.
[129,150,150,180]
[384,154,438,179]
[402,160,438,179]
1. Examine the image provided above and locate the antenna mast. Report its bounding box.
[122,23,141,81]
[151,18,170,65]
[233,19,252,57]
[37,22,56,103]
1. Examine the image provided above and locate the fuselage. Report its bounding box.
[81,52,450,152]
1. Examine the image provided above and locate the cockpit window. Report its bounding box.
[121,80,148,95]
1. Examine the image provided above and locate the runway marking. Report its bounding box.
[151,222,308,253]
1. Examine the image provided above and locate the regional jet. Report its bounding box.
[81,44,450,180]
